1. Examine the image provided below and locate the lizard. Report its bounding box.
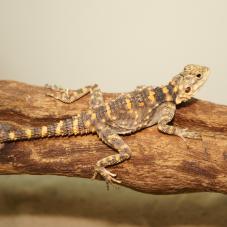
[0,64,210,187]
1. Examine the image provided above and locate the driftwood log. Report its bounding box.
[0,80,227,194]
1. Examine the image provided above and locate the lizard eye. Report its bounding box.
[185,87,191,93]
[196,74,202,78]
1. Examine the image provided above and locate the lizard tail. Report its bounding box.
[0,117,81,143]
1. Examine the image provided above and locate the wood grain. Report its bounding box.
[0,80,227,194]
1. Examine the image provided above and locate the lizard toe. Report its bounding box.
[92,166,121,189]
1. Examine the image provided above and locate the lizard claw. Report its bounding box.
[92,166,121,190]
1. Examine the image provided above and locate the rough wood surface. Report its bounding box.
[0,80,227,194]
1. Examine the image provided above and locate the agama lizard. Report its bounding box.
[0,64,210,186]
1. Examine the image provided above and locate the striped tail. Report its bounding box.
[0,116,86,143]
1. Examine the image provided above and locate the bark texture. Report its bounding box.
[0,80,227,194]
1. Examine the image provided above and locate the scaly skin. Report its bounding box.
[0,64,210,187]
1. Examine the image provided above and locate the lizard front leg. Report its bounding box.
[92,123,131,189]
[157,102,201,140]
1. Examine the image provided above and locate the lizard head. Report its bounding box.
[171,64,210,104]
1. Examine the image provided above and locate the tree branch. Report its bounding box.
[0,80,227,194]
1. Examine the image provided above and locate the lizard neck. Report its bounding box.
[146,84,178,105]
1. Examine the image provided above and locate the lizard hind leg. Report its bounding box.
[88,84,105,109]
[45,84,95,104]
[92,123,131,189]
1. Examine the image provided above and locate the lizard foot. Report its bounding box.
[45,84,69,98]
[45,84,77,104]
[45,84,66,92]
[92,166,121,190]
[176,128,201,141]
